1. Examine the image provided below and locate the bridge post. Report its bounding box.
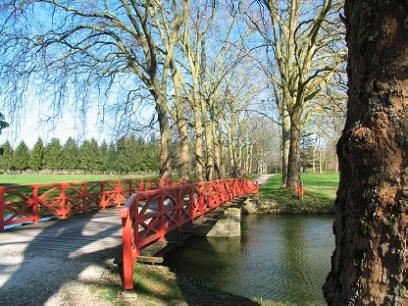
[176,189,182,230]
[188,187,195,221]
[32,186,39,224]
[208,182,213,209]
[99,183,106,209]
[158,194,165,241]
[81,183,88,212]
[198,182,205,218]
[115,180,123,207]
[0,187,4,231]
[121,208,134,290]
[138,179,144,192]
[60,185,67,219]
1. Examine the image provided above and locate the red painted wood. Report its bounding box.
[119,179,258,289]
[0,178,186,230]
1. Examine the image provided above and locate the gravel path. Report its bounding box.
[0,181,267,305]
[255,173,273,185]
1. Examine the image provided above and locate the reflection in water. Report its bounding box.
[165,215,334,304]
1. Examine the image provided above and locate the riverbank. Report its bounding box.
[0,247,259,305]
[87,262,259,305]
[247,173,338,214]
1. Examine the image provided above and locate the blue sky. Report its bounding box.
[0,99,110,149]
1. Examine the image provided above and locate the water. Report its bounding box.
[165,214,335,304]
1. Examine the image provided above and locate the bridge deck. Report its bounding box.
[0,208,123,258]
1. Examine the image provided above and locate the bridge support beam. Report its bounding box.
[206,207,241,238]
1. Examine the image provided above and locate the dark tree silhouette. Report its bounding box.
[324,1,408,303]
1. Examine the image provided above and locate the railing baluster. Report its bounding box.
[60,184,67,219]
[99,182,106,209]
[120,207,134,290]
[32,186,39,224]
[81,183,88,211]
[176,188,182,230]
[158,193,165,241]
[0,187,4,231]
[188,186,195,221]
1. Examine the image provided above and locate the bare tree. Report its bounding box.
[243,0,346,190]
[0,0,189,178]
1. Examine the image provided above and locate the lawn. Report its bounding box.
[243,173,261,180]
[0,173,157,186]
[260,173,339,213]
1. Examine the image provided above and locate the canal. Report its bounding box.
[165,214,334,304]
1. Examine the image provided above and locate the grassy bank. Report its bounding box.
[89,262,258,305]
[0,173,157,185]
[260,173,339,213]
[243,173,261,180]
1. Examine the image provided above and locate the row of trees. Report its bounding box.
[0,137,160,173]
[0,0,277,181]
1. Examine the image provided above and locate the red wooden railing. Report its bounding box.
[119,179,259,289]
[0,178,188,231]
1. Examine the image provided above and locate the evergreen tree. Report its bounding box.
[99,141,108,172]
[79,138,101,172]
[29,138,44,171]
[44,138,63,170]
[116,137,131,173]
[90,138,102,171]
[0,141,13,171]
[135,137,147,171]
[62,137,79,170]
[12,141,30,170]
[127,135,139,171]
[0,113,8,134]
[105,143,117,173]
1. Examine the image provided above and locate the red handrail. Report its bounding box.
[0,178,187,231]
[119,179,258,290]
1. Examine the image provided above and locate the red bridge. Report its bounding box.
[0,177,258,290]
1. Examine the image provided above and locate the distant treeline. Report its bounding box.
[0,137,160,173]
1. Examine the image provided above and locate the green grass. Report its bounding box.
[260,173,339,213]
[98,287,119,302]
[243,173,261,180]
[0,173,157,186]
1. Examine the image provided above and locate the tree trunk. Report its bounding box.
[203,106,214,181]
[312,139,317,173]
[281,106,291,185]
[172,59,191,180]
[218,119,226,178]
[237,134,243,177]
[157,104,172,179]
[324,1,408,304]
[286,108,301,192]
[193,104,204,181]
[319,142,323,174]
[226,121,236,177]
[212,119,222,179]
[177,121,190,180]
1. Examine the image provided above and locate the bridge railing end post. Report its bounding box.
[121,207,135,290]
[32,186,39,224]
[0,188,4,231]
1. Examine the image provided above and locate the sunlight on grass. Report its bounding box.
[0,173,157,185]
[260,173,339,212]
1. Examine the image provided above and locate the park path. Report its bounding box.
[0,208,125,305]
[0,177,262,304]
[255,173,273,185]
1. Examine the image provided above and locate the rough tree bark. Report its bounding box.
[286,108,302,191]
[324,1,408,304]
[281,108,291,185]
[156,104,172,178]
